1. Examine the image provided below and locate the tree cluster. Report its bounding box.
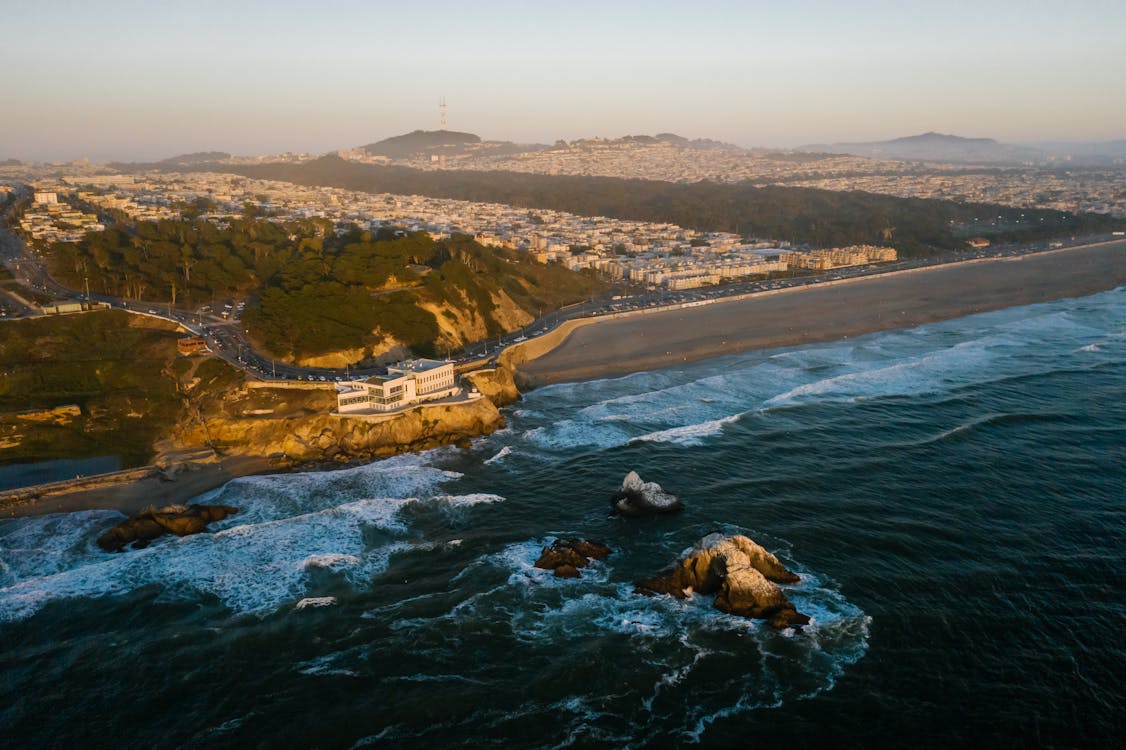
[49,219,602,359]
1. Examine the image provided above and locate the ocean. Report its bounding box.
[1,288,1123,748]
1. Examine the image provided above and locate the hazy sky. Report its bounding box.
[3,0,1125,161]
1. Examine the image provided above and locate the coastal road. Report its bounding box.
[3,201,1122,384]
[518,240,1126,385]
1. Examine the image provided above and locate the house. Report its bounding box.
[336,359,458,414]
[177,336,209,356]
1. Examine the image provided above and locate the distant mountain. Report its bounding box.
[361,130,482,159]
[158,151,232,166]
[799,132,1042,164]
[1030,140,1126,165]
[562,133,741,151]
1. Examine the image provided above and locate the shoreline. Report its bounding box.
[3,240,1123,520]
[0,455,284,519]
[515,240,1126,385]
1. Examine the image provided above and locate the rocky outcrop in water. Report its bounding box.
[463,367,521,407]
[636,533,809,629]
[610,471,682,516]
[534,538,612,578]
[96,503,239,552]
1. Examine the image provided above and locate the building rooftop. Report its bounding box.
[388,358,450,373]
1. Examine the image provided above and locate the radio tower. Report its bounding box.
[439,97,447,130]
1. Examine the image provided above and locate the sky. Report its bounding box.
[2,0,1125,162]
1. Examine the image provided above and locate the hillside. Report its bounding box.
[361,129,482,159]
[0,310,516,475]
[0,310,222,465]
[48,218,604,365]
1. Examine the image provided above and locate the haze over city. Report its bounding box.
[4,0,1125,162]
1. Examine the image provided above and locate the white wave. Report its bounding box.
[303,554,362,570]
[0,497,419,622]
[763,337,1002,408]
[0,510,122,586]
[482,446,512,465]
[1077,343,1103,353]
[213,458,463,527]
[0,476,520,623]
[522,420,633,452]
[426,493,505,508]
[294,596,337,610]
[631,413,743,446]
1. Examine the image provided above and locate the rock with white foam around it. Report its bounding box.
[95,504,239,552]
[534,538,612,578]
[610,471,683,516]
[635,533,809,630]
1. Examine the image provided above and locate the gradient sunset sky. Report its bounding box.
[3,0,1124,161]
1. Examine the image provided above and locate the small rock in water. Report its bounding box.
[534,538,611,578]
[610,471,683,516]
[295,597,338,610]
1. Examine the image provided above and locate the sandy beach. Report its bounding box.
[4,241,1122,520]
[518,241,1126,385]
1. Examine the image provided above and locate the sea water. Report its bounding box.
[1,288,1123,748]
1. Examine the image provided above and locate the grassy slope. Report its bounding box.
[0,310,240,466]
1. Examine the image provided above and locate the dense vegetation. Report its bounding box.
[48,219,603,359]
[0,310,237,466]
[209,156,1122,256]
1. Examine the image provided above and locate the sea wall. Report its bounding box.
[0,466,157,512]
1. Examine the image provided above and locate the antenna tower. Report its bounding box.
[440,97,447,130]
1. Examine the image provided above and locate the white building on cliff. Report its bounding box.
[335,359,458,415]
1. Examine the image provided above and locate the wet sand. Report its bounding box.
[520,241,1126,385]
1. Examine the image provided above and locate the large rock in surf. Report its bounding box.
[610,471,682,516]
[96,504,239,552]
[534,538,612,578]
[636,533,809,629]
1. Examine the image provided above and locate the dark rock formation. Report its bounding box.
[97,504,239,552]
[610,471,683,516]
[636,533,809,629]
[534,538,611,578]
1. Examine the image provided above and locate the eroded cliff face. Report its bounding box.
[463,367,521,407]
[171,381,508,463]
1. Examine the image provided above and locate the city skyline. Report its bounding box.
[3,0,1125,162]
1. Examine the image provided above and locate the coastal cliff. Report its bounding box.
[171,380,508,464]
[0,310,525,507]
[463,366,521,407]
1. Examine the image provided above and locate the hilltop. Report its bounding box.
[799,132,1043,164]
[361,129,483,159]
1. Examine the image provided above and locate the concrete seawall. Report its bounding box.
[0,466,158,513]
